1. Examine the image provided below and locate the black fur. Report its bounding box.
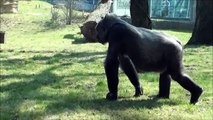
[95,14,203,104]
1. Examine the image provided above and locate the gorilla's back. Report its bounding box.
[119,25,182,72]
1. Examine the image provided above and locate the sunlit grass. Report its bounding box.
[0,1,213,120]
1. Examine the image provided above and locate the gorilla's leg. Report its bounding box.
[158,71,171,98]
[171,73,203,104]
[168,57,203,104]
[105,57,119,100]
[119,55,143,97]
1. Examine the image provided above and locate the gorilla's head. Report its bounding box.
[95,14,124,44]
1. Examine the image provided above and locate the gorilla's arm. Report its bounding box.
[119,55,143,96]
[104,43,120,100]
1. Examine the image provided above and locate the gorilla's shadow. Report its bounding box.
[45,95,178,118]
[64,34,87,44]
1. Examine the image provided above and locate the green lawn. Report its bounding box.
[0,1,212,120]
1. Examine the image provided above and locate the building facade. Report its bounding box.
[112,0,195,20]
[112,0,196,29]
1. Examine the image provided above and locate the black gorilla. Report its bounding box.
[95,14,203,104]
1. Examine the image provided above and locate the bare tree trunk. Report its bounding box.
[130,0,152,29]
[80,0,112,42]
[187,0,213,45]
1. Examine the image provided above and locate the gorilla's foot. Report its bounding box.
[134,87,143,97]
[106,92,117,100]
[190,87,203,104]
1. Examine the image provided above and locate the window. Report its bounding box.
[113,0,130,16]
[150,0,193,20]
[116,0,129,9]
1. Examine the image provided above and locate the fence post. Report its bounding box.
[0,31,5,44]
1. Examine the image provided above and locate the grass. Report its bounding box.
[0,1,213,120]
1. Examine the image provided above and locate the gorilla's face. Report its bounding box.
[95,18,108,44]
[95,14,123,44]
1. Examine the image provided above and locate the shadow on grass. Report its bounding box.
[0,50,178,119]
[0,50,105,68]
[0,50,106,119]
[21,95,178,120]
[46,96,177,111]
[64,33,87,44]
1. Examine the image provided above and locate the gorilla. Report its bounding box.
[95,14,203,104]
